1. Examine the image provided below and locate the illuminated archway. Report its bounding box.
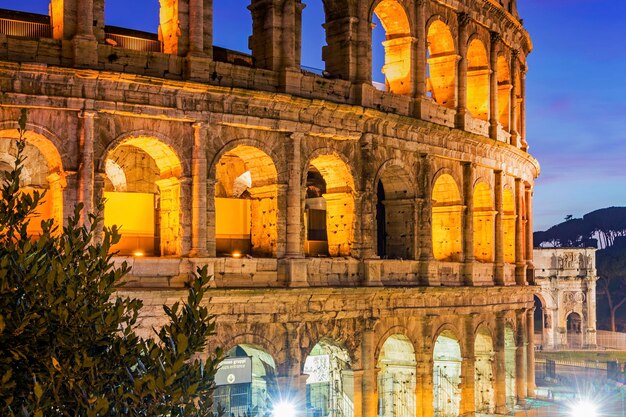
[566,312,583,348]
[504,324,516,410]
[214,145,278,258]
[371,0,412,94]
[474,328,495,414]
[433,330,461,417]
[467,39,490,121]
[427,20,456,108]
[503,188,515,263]
[214,344,277,417]
[497,56,512,130]
[376,164,415,259]
[304,339,354,417]
[305,154,355,257]
[103,136,182,256]
[432,174,462,261]
[0,130,65,237]
[377,334,416,417]
[473,182,494,262]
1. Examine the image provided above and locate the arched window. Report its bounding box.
[305,155,355,257]
[432,174,462,261]
[377,335,416,417]
[103,136,182,257]
[433,331,461,417]
[376,165,415,259]
[497,56,512,130]
[474,329,495,414]
[371,0,412,94]
[214,145,278,258]
[304,339,354,417]
[214,344,277,417]
[473,182,494,262]
[466,39,490,121]
[427,20,456,108]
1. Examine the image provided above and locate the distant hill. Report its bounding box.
[534,207,626,331]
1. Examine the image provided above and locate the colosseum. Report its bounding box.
[0,0,539,415]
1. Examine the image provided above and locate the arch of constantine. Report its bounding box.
[0,0,539,415]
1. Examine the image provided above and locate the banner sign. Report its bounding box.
[303,354,330,384]
[215,357,252,386]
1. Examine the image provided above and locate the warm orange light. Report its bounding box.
[133,251,144,257]
[232,251,242,258]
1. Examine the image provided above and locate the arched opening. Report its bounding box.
[377,335,416,417]
[514,70,522,134]
[0,136,64,237]
[432,174,462,261]
[503,188,515,263]
[466,39,490,121]
[103,136,182,257]
[504,325,516,410]
[566,312,583,349]
[215,145,278,258]
[304,339,354,417]
[473,182,494,262]
[213,1,253,66]
[301,1,327,73]
[474,329,495,414]
[305,155,355,257]
[497,56,512,130]
[371,0,412,94]
[376,165,415,259]
[214,344,277,417]
[427,20,456,108]
[433,331,461,417]
[102,0,161,52]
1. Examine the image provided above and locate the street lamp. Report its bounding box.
[569,399,598,417]
[272,400,297,417]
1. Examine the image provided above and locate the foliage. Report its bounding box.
[0,110,220,416]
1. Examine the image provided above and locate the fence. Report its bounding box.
[0,17,51,38]
[597,330,626,350]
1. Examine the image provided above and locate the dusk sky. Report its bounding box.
[3,0,625,231]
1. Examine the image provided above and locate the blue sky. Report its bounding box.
[2,0,625,230]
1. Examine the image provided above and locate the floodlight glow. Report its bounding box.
[569,399,598,417]
[272,400,296,417]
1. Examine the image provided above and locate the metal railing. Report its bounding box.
[434,369,460,417]
[105,29,161,53]
[0,17,51,38]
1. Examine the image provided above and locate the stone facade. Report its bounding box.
[533,248,598,350]
[0,0,538,416]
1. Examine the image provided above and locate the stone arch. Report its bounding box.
[504,323,516,410]
[566,311,583,348]
[497,55,512,130]
[466,37,490,121]
[370,0,413,95]
[473,181,494,262]
[214,343,278,417]
[426,18,457,108]
[218,332,283,364]
[474,326,495,414]
[102,133,183,256]
[374,325,417,361]
[212,143,279,257]
[433,329,462,417]
[0,127,66,236]
[503,187,515,263]
[304,337,355,417]
[432,173,462,261]
[374,160,416,259]
[377,334,417,417]
[304,150,356,257]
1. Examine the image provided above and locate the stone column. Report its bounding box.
[78,110,96,226]
[419,154,437,285]
[494,170,505,285]
[525,185,534,284]
[286,133,303,258]
[494,313,508,414]
[460,315,476,417]
[520,67,528,151]
[526,308,536,396]
[93,172,106,244]
[323,16,359,81]
[515,309,527,404]
[586,277,598,347]
[514,178,526,285]
[462,162,475,285]
[489,32,500,140]
[249,0,283,71]
[352,370,364,417]
[362,326,378,417]
[189,122,208,257]
[509,50,519,146]
[72,0,98,66]
[417,317,434,417]
[188,0,204,55]
[76,0,94,38]
[455,12,471,129]
[415,0,427,99]
[206,178,216,257]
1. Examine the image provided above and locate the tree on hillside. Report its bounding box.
[0,110,221,417]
